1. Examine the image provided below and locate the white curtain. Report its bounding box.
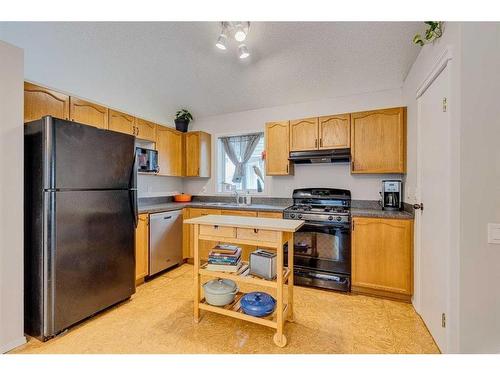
[221,133,262,183]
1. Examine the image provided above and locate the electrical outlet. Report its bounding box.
[488,223,500,244]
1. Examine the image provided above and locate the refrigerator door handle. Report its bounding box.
[129,151,138,228]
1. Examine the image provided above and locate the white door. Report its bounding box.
[417,63,451,352]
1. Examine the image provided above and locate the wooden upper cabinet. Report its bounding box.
[185,131,211,177]
[135,118,156,142]
[24,82,70,123]
[108,109,135,136]
[319,114,350,149]
[265,121,293,176]
[351,107,406,174]
[156,125,183,176]
[69,98,108,129]
[352,217,413,299]
[289,117,319,151]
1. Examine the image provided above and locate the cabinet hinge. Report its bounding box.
[441,313,446,328]
[442,97,448,112]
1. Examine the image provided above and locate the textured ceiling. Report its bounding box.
[0,22,422,122]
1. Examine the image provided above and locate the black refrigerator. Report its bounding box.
[24,116,138,341]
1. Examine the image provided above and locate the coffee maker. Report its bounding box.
[380,180,402,211]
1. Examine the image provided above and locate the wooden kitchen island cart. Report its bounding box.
[184,214,304,347]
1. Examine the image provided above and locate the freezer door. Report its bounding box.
[51,118,135,190]
[51,189,135,334]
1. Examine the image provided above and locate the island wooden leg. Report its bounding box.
[273,232,287,347]
[287,232,294,322]
[193,224,200,323]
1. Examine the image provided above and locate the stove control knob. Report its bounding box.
[298,214,303,219]
[290,214,295,219]
[336,216,342,222]
[328,216,334,221]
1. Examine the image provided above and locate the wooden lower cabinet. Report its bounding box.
[351,217,413,301]
[135,214,149,281]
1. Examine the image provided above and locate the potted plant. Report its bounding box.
[413,22,443,46]
[174,109,193,133]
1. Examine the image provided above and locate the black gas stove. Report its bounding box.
[284,188,351,292]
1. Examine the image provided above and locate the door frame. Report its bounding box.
[414,46,460,353]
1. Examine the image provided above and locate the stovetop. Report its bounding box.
[284,188,351,224]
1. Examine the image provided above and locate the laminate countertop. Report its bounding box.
[139,201,414,220]
[351,208,414,220]
[138,201,289,215]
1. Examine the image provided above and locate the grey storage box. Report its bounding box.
[249,250,277,280]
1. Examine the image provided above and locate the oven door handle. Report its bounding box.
[301,222,349,230]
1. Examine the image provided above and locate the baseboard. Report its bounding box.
[1,336,27,354]
[351,285,412,303]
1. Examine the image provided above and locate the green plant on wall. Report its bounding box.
[413,22,443,46]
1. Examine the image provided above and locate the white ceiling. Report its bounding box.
[0,22,422,122]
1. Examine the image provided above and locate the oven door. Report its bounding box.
[286,221,351,275]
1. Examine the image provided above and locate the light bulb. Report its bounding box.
[215,34,227,50]
[234,25,247,42]
[238,44,250,59]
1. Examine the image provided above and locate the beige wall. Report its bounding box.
[0,40,26,352]
[186,88,404,201]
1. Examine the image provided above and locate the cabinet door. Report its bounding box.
[185,132,211,177]
[135,214,149,281]
[24,82,70,123]
[352,217,413,297]
[319,114,350,149]
[265,121,293,175]
[108,109,135,136]
[182,208,191,259]
[351,107,406,173]
[289,117,319,151]
[135,118,157,142]
[156,126,183,176]
[70,97,108,129]
[185,132,200,177]
[188,208,221,259]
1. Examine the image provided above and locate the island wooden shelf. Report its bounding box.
[184,214,304,347]
[199,261,291,289]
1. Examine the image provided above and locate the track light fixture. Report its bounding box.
[215,22,251,59]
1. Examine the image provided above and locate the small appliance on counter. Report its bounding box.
[249,250,277,280]
[380,180,403,211]
[136,147,159,173]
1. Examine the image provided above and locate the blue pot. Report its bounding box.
[240,292,276,317]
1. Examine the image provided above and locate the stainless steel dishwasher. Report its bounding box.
[149,210,183,276]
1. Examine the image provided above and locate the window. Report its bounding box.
[217,133,265,193]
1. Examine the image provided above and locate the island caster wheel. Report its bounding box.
[273,333,287,347]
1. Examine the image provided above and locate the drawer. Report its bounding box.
[237,228,278,243]
[199,224,236,238]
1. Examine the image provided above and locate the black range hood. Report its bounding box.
[289,148,351,164]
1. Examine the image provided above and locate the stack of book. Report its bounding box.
[207,244,243,272]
